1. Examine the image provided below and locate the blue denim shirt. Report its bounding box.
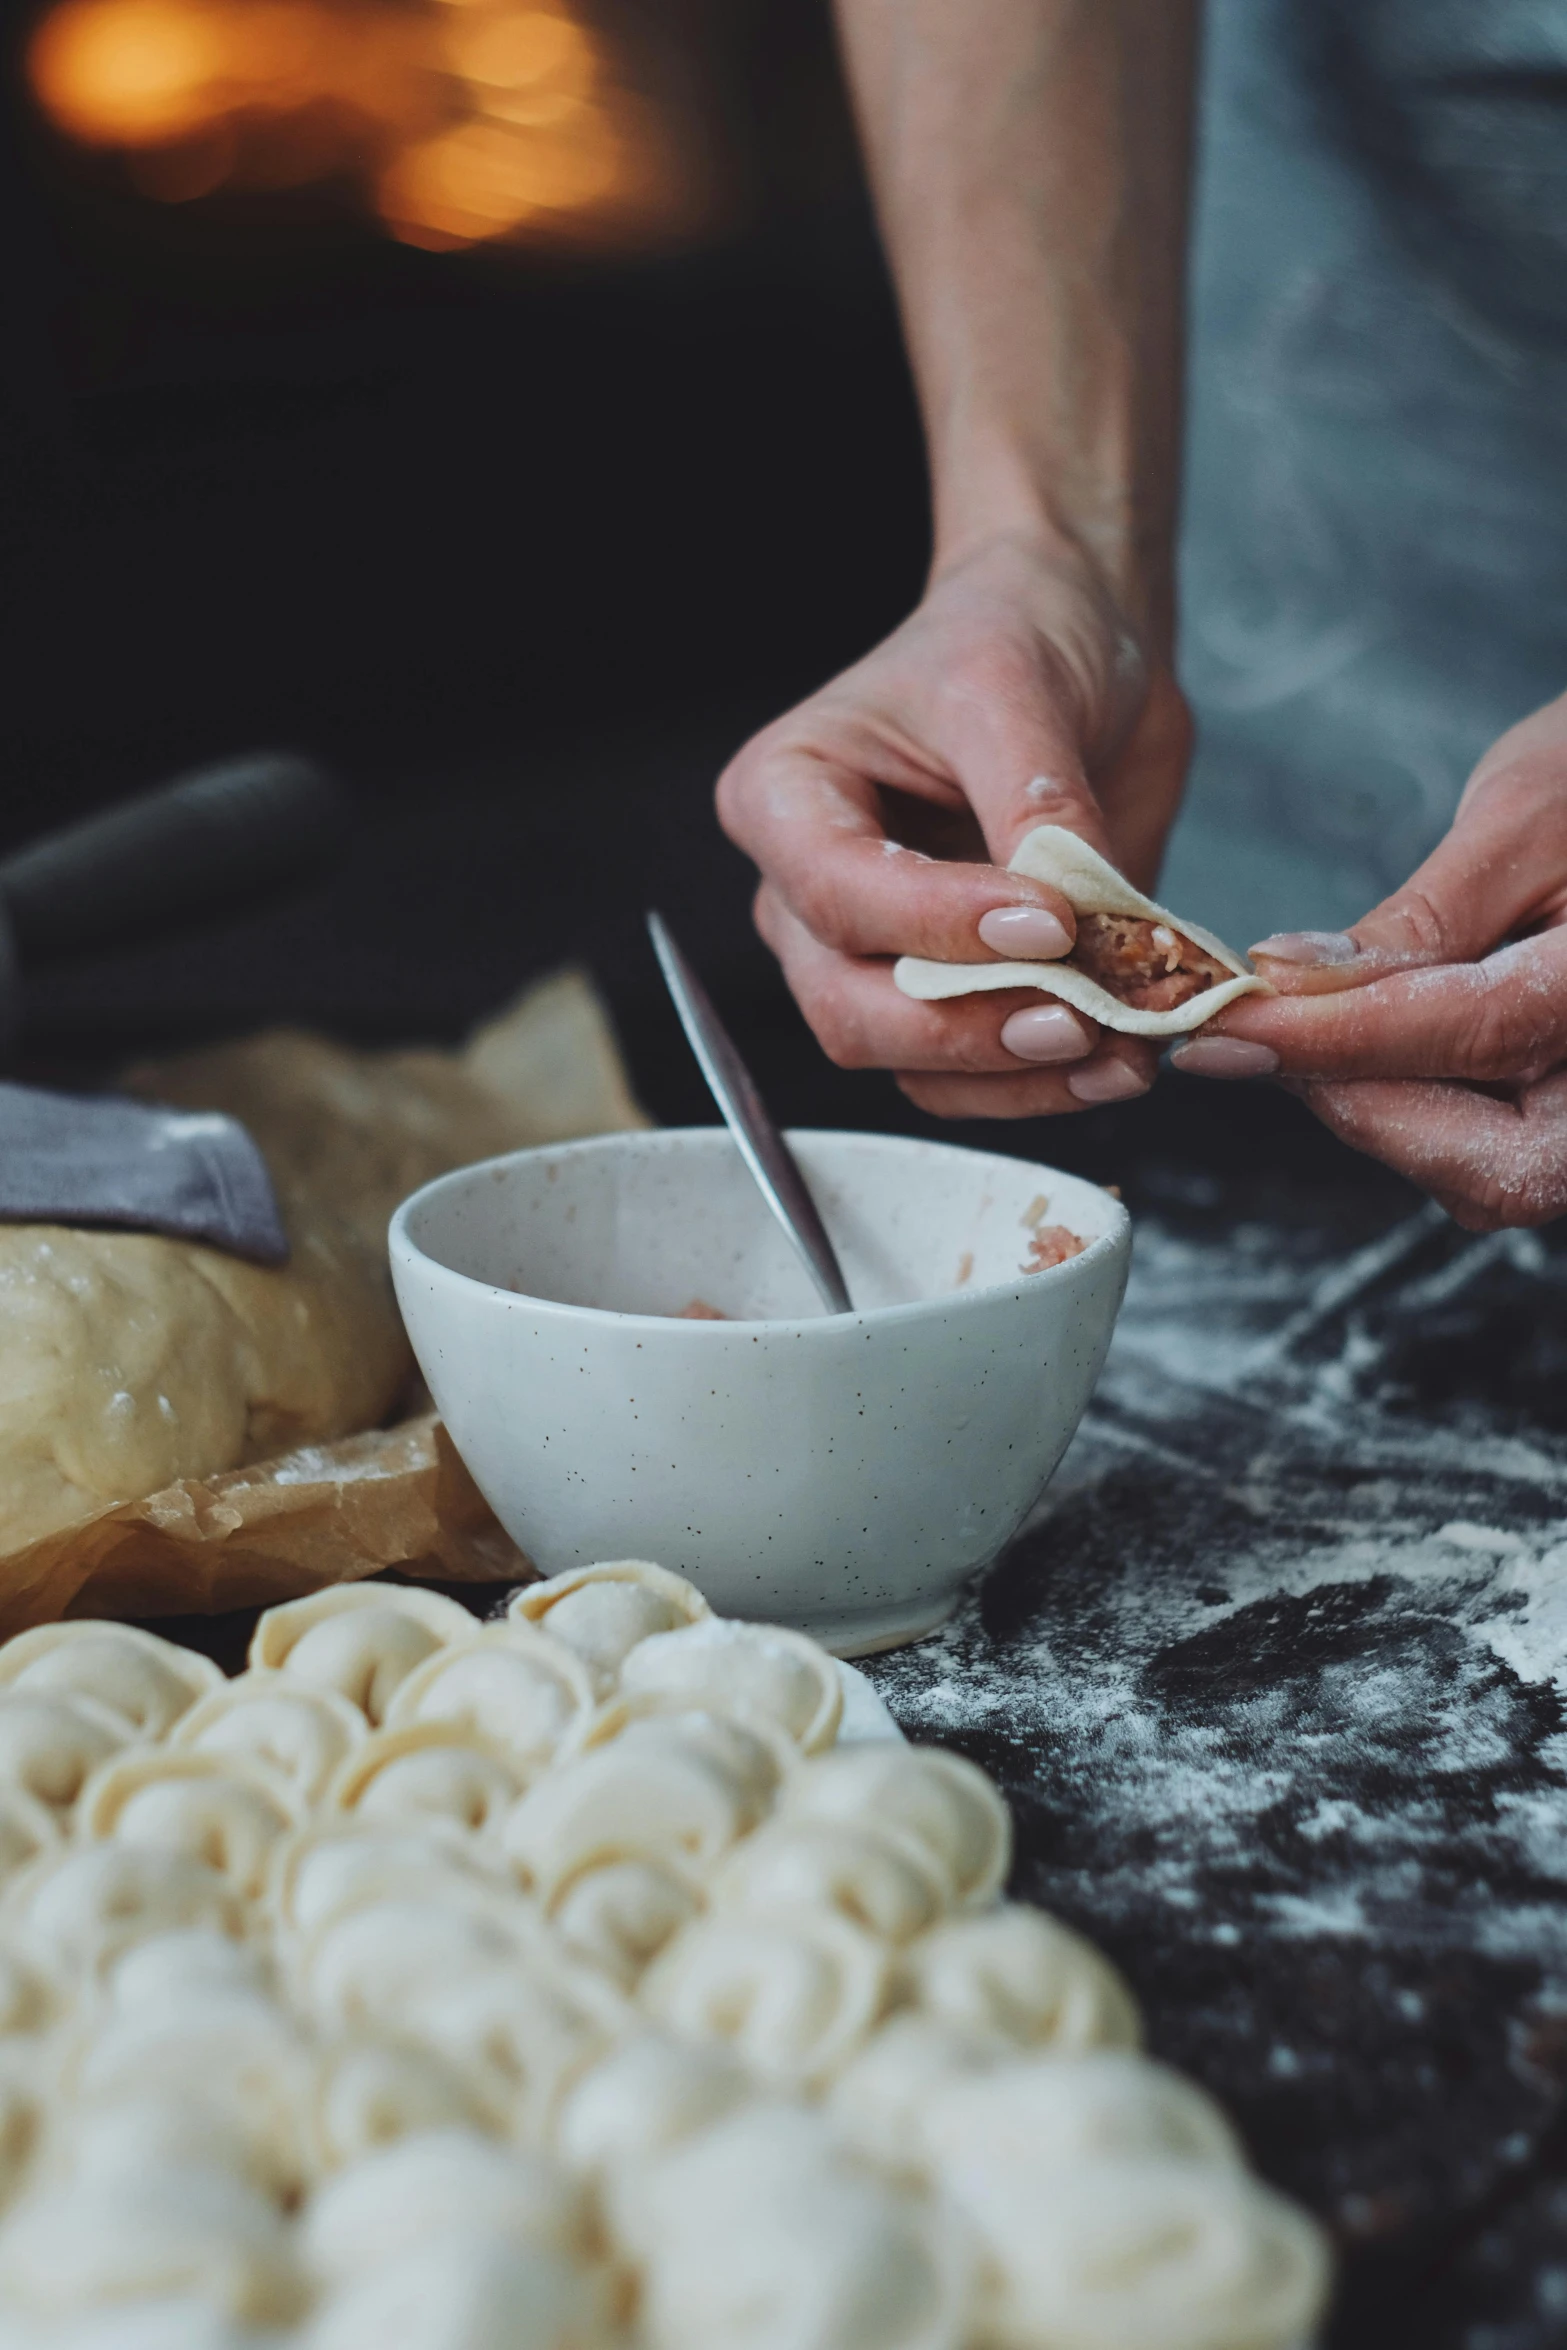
[1164,0,1567,945]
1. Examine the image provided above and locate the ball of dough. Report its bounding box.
[640,1910,890,2090]
[902,1907,1140,2053]
[779,1747,1011,1910]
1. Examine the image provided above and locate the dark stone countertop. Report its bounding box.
[856,1096,1567,2350]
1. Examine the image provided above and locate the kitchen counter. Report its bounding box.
[860,1094,1567,2350]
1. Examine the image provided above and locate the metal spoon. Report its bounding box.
[647,911,854,1315]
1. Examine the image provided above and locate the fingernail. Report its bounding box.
[1067,1057,1149,1105]
[1000,1004,1093,1064]
[1169,1038,1280,1079]
[1248,930,1358,967]
[978,905,1073,959]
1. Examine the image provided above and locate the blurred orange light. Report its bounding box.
[378,104,616,246]
[27,0,706,249]
[30,0,231,144]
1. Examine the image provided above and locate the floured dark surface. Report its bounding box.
[864,1164,1567,2350]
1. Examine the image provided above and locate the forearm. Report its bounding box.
[834,0,1198,652]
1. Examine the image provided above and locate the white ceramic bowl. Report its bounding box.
[389,1128,1129,1655]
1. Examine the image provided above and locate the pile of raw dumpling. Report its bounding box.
[0,1564,1331,2350]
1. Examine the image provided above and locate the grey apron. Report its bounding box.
[1165,0,1567,947]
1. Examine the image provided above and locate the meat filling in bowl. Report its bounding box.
[1023,1226,1085,1273]
[1068,913,1232,1014]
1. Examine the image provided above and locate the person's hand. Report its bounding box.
[717,532,1193,1119]
[1172,693,1567,1228]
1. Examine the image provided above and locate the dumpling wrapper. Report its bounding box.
[893,825,1269,1037]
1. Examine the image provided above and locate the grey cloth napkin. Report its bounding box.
[0,1080,288,1264]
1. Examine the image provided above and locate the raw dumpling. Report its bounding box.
[960,2157,1330,2350]
[78,1752,302,1900]
[68,1993,312,2199]
[384,1628,594,1776]
[554,2032,755,2187]
[327,1724,524,1844]
[780,1746,1011,1909]
[0,2163,303,2324]
[628,2105,972,2350]
[549,1855,704,1989]
[902,1907,1141,2053]
[894,825,1268,1038]
[296,1888,541,2035]
[509,1562,710,1694]
[0,1786,62,1892]
[398,1961,629,2144]
[0,1694,126,1812]
[0,1623,220,1742]
[250,1585,480,1727]
[709,1818,947,1945]
[173,1674,365,1806]
[301,2128,590,2282]
[825,2015,1009,2176]
[302,2234,611,2350]
[310,2034,488,2170]
[104,1926,272,2019]
[618,1621,842,1754]
[266,1824,507,1944]
[7,1844,242,1979]
[641,1909,889,2090]
[922,2051,1243,2193]
[504,1713,785,1895]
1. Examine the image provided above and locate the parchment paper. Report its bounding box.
[0,1414,529,1638]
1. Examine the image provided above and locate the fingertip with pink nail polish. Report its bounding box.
[977,904,1073,960]
[1248,930,1358,967]
[1067,1057,1149,1105]
[1169,1037,1280,1079]
[1000,1004,1094,1064]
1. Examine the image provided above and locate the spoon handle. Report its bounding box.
[647,912,854,1316]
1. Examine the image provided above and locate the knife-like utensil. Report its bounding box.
[647,910,854,1316]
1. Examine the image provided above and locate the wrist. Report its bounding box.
[929,450,1176,662]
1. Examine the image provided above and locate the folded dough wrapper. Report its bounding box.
[0,967,645,1618]
[893,827,1268,1037]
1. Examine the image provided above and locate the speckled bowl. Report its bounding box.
[389,1129,1130,1655]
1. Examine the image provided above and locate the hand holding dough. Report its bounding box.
[895,827,1268,1038]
